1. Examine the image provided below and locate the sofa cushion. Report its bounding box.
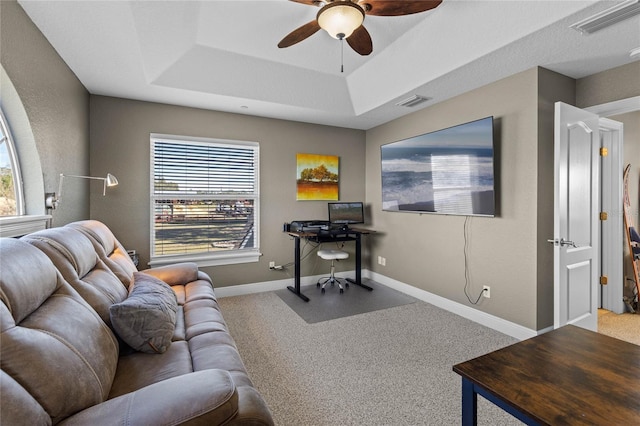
[108,340,192,399]
[21,227,128,327]
[66,220,138,287]
[110,272,178,354]
[0,370,50,425]
[0,238,119,424]
[66,370,239,425]
[140,262,201,287]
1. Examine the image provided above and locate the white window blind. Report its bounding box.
[150,134,260,267]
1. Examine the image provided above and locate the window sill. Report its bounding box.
[148,250,262,268]
[0,214,51,238]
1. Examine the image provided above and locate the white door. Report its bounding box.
[553,102,600,331]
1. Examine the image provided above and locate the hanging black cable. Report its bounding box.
[463,216,486,305]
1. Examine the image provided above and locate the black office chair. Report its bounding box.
[317,249,349,293]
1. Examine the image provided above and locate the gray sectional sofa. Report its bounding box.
[0,220,274,425]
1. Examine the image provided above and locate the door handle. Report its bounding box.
[560,238,577,247]
[547,238,578,248]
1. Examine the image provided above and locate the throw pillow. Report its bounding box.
[109,272,178,354]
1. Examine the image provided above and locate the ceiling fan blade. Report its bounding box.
[278,20,321,48]
[363,0,442,16]
[288,0,322,5]
[347,25,372,56]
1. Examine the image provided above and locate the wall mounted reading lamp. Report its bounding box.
[45,173,118,209]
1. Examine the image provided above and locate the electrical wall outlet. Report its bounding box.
[377,256,386,266]
[483,285,491,298]
[269,261,275,269]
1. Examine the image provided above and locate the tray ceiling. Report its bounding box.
[18,0,640,129]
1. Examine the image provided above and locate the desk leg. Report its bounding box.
[461,378,478,426]
[345,233,372,291]
[287,236,309,302]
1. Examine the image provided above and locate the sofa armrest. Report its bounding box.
[60,370,237,426]
[140,262,211,286]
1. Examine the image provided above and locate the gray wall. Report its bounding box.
[576,61,640,108]
[365,68,575,331]
[0,0,89,223]
[89,96,366,287]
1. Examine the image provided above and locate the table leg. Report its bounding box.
[462,378,478,426]
[468,380,541,425]
[346,232,372,291]
[287,236,309,302]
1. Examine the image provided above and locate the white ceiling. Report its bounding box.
[18,0,640,130]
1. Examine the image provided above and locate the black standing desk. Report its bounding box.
[286,228,374,302]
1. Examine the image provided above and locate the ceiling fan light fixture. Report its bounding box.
[317,1,364,39]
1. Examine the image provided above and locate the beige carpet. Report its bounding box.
[219,290,522,425]
[219,291,639,425]
[598,309,640,346]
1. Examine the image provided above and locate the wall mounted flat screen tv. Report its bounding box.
[381,116,495,217]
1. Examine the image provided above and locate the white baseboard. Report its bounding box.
[216,269,540,340]
[215,279,285,297]
[215,271,355,298]
[367,271,538,341]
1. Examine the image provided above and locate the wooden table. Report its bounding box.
[453,325,640,425]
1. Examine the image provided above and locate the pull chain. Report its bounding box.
[337,33,345,73]
[341,37,344,73]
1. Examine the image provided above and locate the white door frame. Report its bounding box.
[599,118,623,313]
[586,96,639,314]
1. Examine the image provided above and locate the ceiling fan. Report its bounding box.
[278,0,443,56]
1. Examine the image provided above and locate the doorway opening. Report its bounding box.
[587,96,640,343]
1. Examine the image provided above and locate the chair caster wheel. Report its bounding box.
[317,282,320,287]
[340,289,344,294]
[321,288,325,294]
[345,283,349,288]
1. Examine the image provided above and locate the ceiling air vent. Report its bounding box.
[570,0,640,34]
[395,95,432,108]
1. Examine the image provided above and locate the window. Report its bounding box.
[0,71,50,237]
[150,134,260,267]
[0,109,24,217]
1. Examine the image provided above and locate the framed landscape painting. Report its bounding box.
[296,153,339,200]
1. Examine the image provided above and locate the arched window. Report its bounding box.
[0,109,24,217]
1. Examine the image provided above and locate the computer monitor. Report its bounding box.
[328,202,364,227]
